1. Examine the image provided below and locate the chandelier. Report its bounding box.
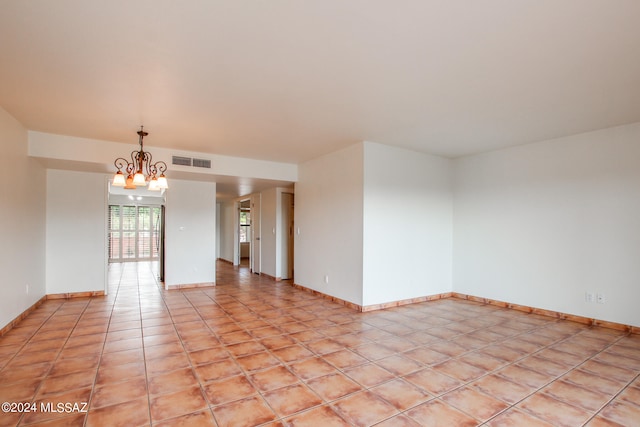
[112,126,168,191]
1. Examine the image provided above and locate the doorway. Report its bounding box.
[107,183,166,282]
[281,192,294,280]
[108,205,163,262]
[238,199,251,268]
[251,194,261,275]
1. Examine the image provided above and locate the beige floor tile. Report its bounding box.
[145,351,192,375]
[194,358,242,383]
[518,393,592,427]
[332,391,398,426]
[24,387,92,425]
[203,374,258,405]
[272,344,314,363]
[149,386,208,422]
[403,346,450,366]
[370,378,432,411]
[432,359,488,382]
[263,383,323,417]
[2,260,640,426]
[148,367,199,396]
[153,409,217,427]
[597,400,640,426]
[211,395,277,427]
[235,350,281,372]
[95,360,145,386]
[285,405,350,426]
[37,369,97,396]
[91,377,148,409]
[307,372,362,402]
[486,408,555,426]
[289,357,337,381]
[404,368,462,396]
[471,373,536,405]
[542,380,613,412]
[343,362,395,388]
[442,386,509,421]
[86,397,149,427]
[376,354,423,376]
[406,399,478,427]
[249,365,300,392]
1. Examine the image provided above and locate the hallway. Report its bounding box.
[0,261,639,426]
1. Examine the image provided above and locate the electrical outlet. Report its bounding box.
[585,292,594,303]
[596,293,606,304]
[324,275,329,284]
[26,284,29,294]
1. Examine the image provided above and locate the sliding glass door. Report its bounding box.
[109,205,162,262]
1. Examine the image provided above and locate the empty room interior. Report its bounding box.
[1,1,640,426]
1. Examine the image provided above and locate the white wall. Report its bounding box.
[46,170,107,295]
[217,201,235,263]
[0,108,46,329]
[453,123,640,327]
[363,142,453,306]
[240,242,250,258]
[7,108,636,330]
[29,131,298,183]
[164,179,217,287]
[295,143,364,305]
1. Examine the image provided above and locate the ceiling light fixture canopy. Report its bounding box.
[112,126,168,191]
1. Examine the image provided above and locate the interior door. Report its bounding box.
[251,194,261,274]
[159,205,165,282]
[237,204,242,265]
[281,192,294,280]
[287,194,294,279]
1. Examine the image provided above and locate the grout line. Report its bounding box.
[578,356,640,426]
[479,329,633,426]
[144,264,225,425]
[21,295,94,426]
[84,261,123,427]
[3,262,639,426]
[136,262,155,427]
[364,309,629,425]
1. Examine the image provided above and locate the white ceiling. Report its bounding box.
[2,1,640,166]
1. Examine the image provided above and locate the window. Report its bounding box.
[239,209,250,243]
[109,205,162,262]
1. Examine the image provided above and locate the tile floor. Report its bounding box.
[1,261,639,426]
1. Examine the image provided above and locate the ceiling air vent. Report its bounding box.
[172,156,192,166]
[192,158,212,168]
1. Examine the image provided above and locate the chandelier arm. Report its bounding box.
[131,150,142,173]
[143,152,153,176]
[114,157,129,172]
[155,161,168,175]
[125,162,135,175]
